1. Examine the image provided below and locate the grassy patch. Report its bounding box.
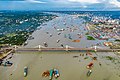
[0,31,30,45]
[115,39,120,42]
[106,56,114,60]
[6,33,16,37]
[87,36,95,40]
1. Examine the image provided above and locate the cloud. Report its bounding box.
[0,0,46,3]
[51,0,100,4]
[68,0,100,4]
[63,0,120,9]
[110,0,120,7]
[26,0,46,3]
[0,0,120,10]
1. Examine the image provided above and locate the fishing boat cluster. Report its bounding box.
[80,51,98,77]
[42,68,60,80]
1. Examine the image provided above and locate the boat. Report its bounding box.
[43,42,48,47]
[42,68,60,79]
[72,40,80,42]
[87,70,92,77]
[54,69,60,78]
[49,69,54,80]
[24,66,28,77]
[87,62,94,69]
[42,70,50,77]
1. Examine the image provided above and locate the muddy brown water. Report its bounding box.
[0,51,120,80]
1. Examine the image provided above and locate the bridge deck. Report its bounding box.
[2,48,120,52]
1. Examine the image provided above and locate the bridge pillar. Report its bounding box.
[94,46,97,52]
[66,45,69,51]
[38,45,41,51]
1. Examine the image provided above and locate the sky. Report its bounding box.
[0,0,120,11]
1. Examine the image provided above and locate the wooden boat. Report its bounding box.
[54,69,60,78]
[49,69,54,80]
[42,70,50,77]
[87,62,94,69]
[72,40,80,42]
[87,70,92,77]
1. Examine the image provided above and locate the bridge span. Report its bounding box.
[2,47,120,52]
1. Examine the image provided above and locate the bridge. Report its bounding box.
[1,47,120,52]
[1,45,120,53]
[1,45,120,59]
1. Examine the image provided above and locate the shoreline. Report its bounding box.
[0,49,14,59]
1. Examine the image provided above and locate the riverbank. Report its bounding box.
[0,49,14,59]
[0,11,57,45]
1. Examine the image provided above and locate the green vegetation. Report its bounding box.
[84,57,89,59]
[0,11,57,46]
[0,31,30,45]
[87,36,95,40]
[90,50,96,52]
[105,56,119,64]
[106,56,114,60]
[115,39,120,42]
[6,33,16,37]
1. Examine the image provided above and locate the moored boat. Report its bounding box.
[54,69,60,78]
[49,69,54,80]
